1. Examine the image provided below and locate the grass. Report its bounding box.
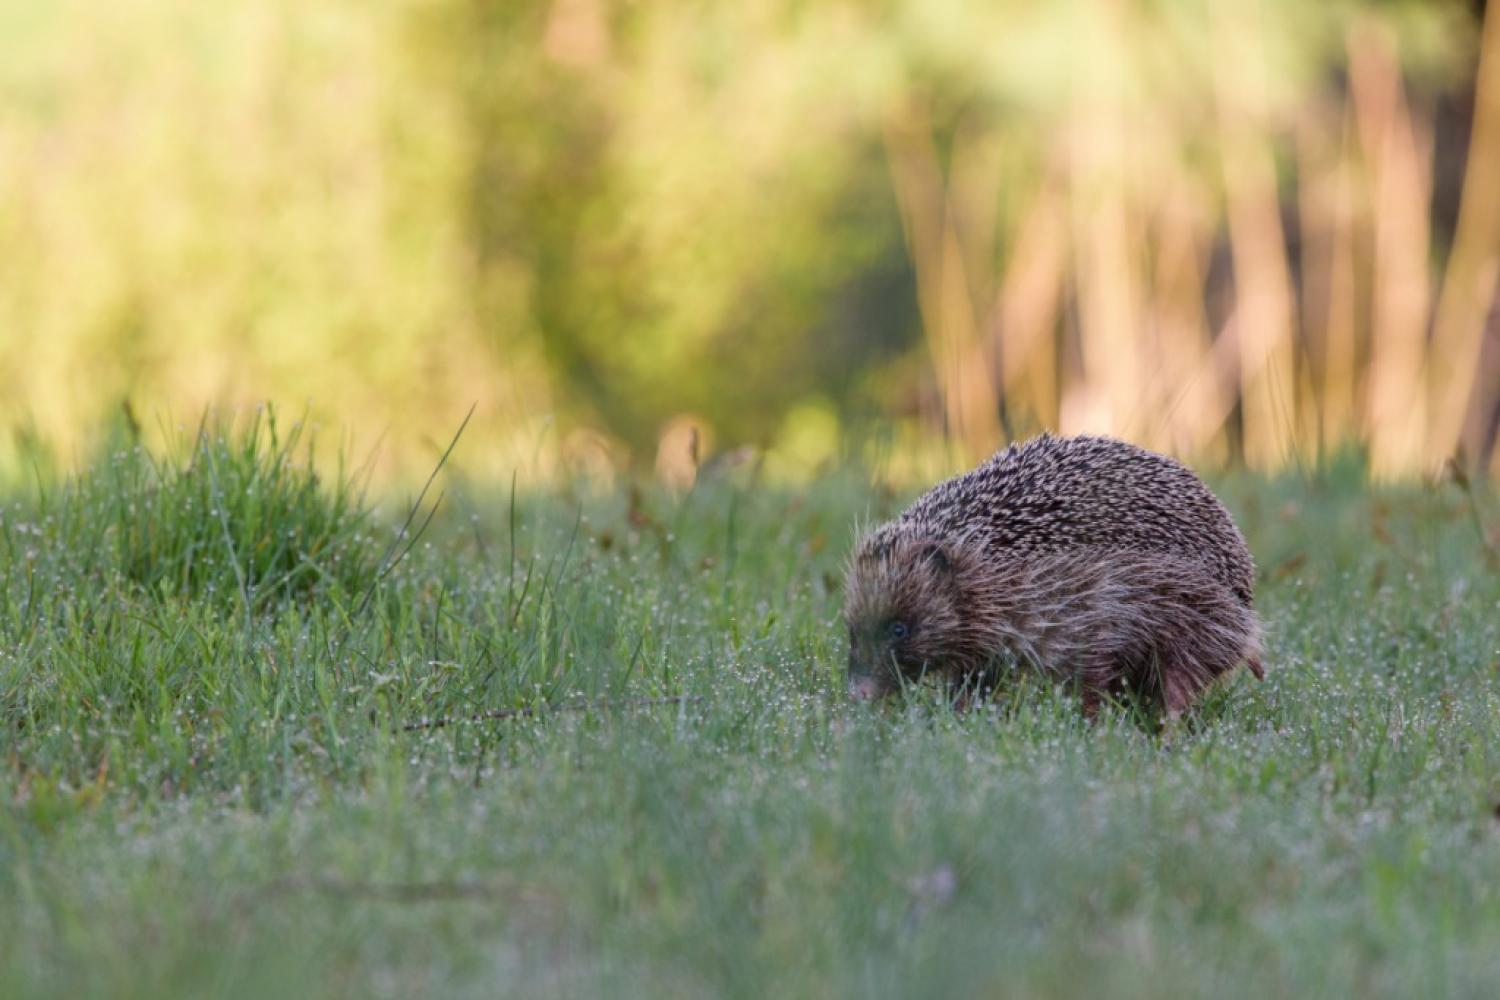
[2,423,1499,998]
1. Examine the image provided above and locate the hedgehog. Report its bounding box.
[843,434,1263,715]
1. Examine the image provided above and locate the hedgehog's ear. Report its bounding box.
[920,542,953,576]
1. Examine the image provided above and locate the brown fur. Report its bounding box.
[844,434,1263,713]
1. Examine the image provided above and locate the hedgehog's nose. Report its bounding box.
[848,675,884,701]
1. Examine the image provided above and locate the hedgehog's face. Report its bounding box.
[842,526,967,700]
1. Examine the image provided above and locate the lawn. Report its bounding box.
[2,422,1499,998]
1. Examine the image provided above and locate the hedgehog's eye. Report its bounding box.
[889,621,909,641]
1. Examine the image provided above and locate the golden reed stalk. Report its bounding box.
[884,102,1005,457]
[1430,0,1500,470]
[1350,23,1433,479]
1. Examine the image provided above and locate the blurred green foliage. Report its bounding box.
[422,1,920,446]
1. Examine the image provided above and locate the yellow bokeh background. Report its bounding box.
[2,0,1497,484]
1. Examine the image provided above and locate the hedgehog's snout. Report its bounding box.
[847,674,887,701]
[846,630,900,700]
[846,640,877,699]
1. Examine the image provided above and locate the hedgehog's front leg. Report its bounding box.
[943,670,993,712]
[1074,657,1132,720]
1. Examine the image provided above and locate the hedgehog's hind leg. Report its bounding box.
[1152,608,1258,715]
[1157,649,1220,717]
[1124,559,1260,715]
